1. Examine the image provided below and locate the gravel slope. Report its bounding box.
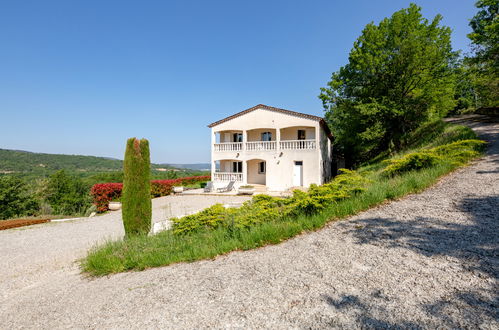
[1,115,497,329]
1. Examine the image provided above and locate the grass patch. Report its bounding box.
[82,120,486,276]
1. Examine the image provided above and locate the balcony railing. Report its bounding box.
[246,141,276,151]
[213,140,316,152]
[214,142,242,152]
[280,139,316,150]
[213,172,243,182]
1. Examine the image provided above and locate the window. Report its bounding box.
[258,161,266,174]
[233,133,243,142]
[232,161,242,173]
[261,132,272,141]
[297,130,306,140]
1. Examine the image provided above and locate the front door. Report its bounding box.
[293,161,303,186]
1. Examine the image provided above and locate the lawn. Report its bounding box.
[82,120,485,276]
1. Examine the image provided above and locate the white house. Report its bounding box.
[209,104,334,192]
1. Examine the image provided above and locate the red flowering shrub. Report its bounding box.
[90,175,210,212]
[90,183,123,212]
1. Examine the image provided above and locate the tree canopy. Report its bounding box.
[319,3,458,163]
[466,0,498,108]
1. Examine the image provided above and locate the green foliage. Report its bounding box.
[0,176,39,220]
[468,0,498,71]
[382,139,485,176]
[172,204,228,234]
[45,170,92,215]
[122,138,152,237]
[382,152,441,177]
[465,0,499,108]
[172,169,368,235]
[430,139,486,164]
[319,3,458,163]
[0,148,208,183]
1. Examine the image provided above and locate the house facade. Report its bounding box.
[209,104,334,192]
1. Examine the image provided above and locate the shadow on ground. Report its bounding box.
[322,194,499,327]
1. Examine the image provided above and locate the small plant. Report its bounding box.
[239,185,254,189]
[122,138,152,237]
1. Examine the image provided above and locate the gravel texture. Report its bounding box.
[0,115,497,329]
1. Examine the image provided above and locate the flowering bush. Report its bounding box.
[90,183,123,212]
[91,175,210,212]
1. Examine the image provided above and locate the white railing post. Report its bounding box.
[279,139,316,150]
[242,130,247,152]
[276,128,281,152]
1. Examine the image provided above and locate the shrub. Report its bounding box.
[45,170,92,215]
[0,176,39,220]
[430,139,486,164]
[172,204,229,234]
[382,152,441,177]
[90,183,123,212]
[122,138,152,237]
[171,169,368,235]
[382,139,486,177]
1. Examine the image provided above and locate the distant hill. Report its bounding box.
[0,148,185,177]
[163,163,211,171]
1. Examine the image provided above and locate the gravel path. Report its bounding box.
[1,115,497,329]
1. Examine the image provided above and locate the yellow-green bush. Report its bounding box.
[382,152,441,177]
[382,139,486,177]
[171,169,368,235]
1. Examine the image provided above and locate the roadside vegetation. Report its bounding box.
[0,147,208,220]
[82,121,485,276]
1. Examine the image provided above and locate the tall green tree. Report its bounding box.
[122,138,152,237]
[0,176,39,220]
[319,4,458,164]
[45,170,91,215]
[466,0,498,108]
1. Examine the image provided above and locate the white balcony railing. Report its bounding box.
[246,141,276,151]
[213,172,243,182]
[213,140,317,152]
[214,142,242,152]
[280,139,316,150]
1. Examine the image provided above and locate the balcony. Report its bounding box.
[213,172,243,182]
[280,139,316,150]
[214,142,242,152]
[246,141,276,151]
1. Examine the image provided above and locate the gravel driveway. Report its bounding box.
[1,115,497,329]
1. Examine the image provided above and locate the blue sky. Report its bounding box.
[0,0,476,163]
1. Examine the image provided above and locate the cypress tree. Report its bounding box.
[122,138,152,237]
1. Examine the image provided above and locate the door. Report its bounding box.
[293,161,303,186]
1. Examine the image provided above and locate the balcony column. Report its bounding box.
[211,131,216,181]
[276,128,281,151]
[242,130,247,151]
[242,160,247,184]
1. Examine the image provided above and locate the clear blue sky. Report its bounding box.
[0,0,476,163]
